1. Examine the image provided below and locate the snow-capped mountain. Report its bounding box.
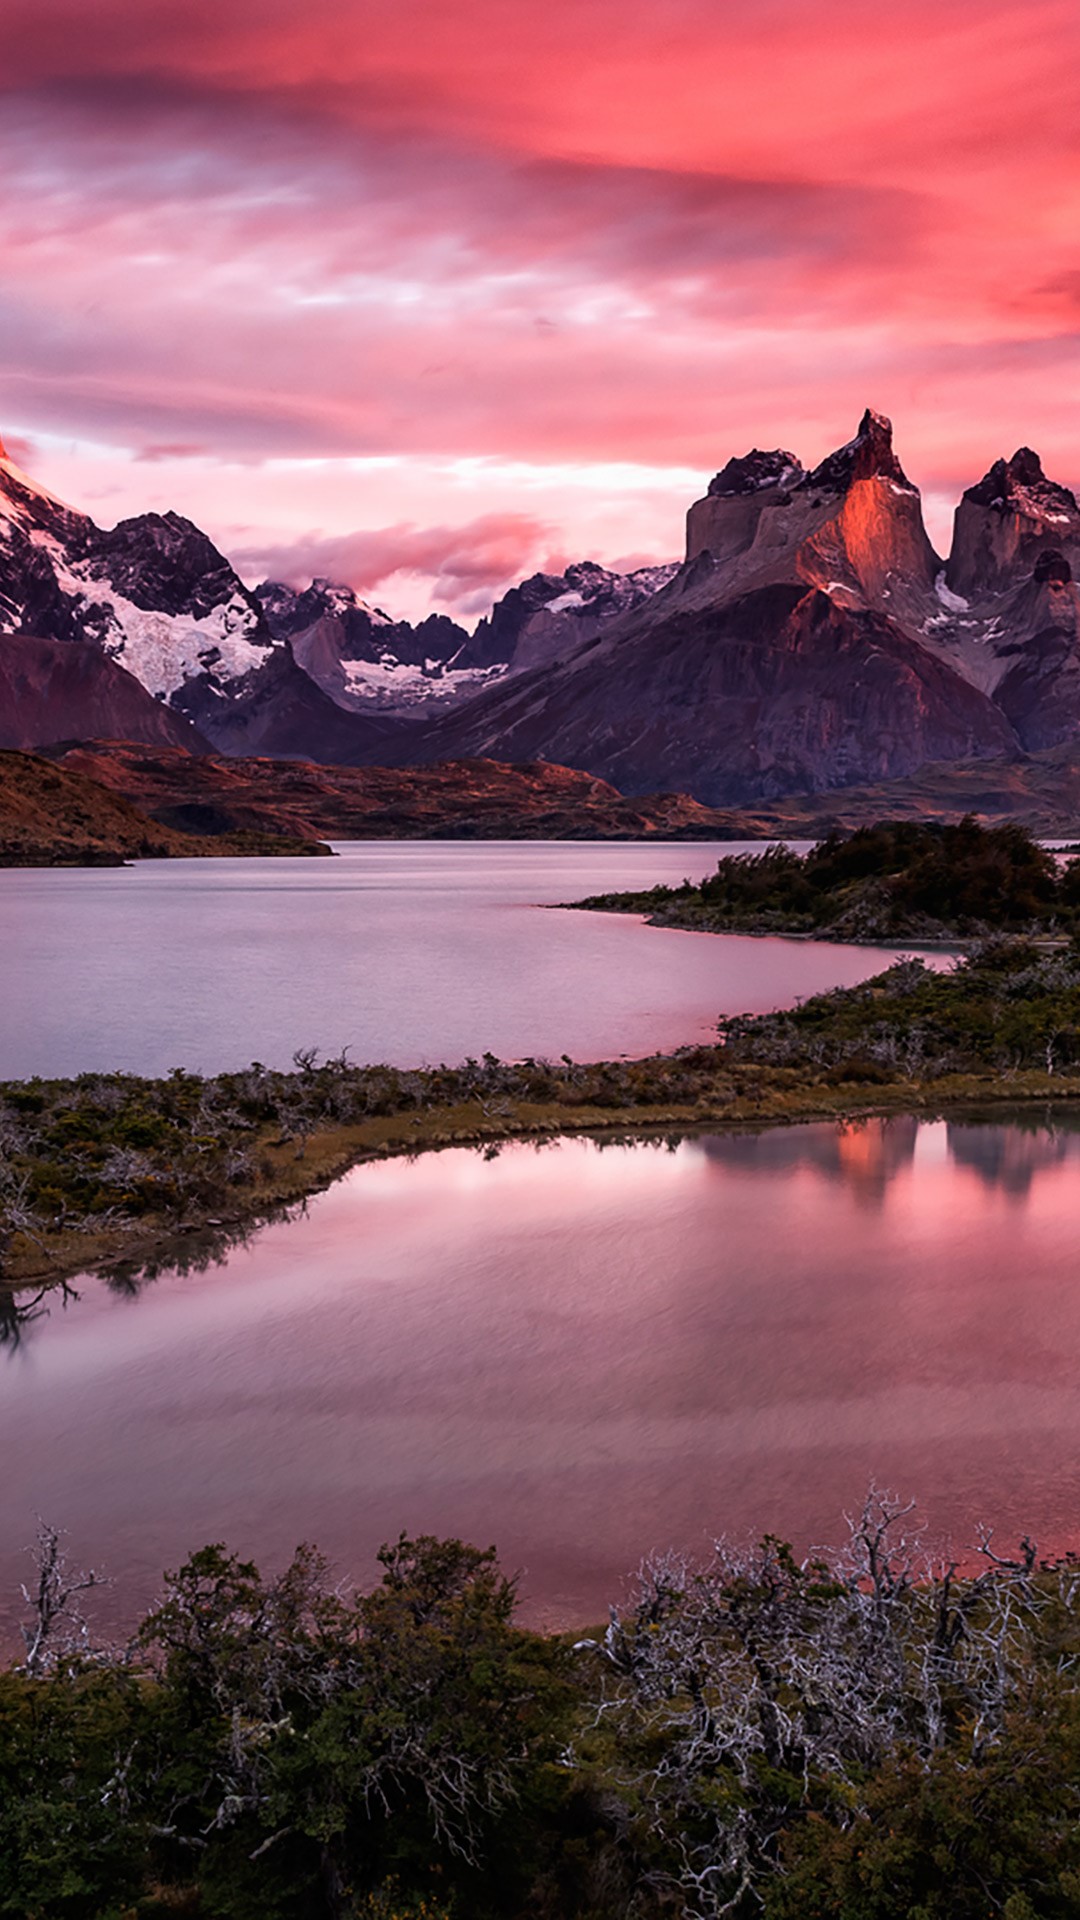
[5,412,1080,802]
[253,578,497,714]
[0,439,682,754]
[465,558,679,675]
[253,560,680,715]
[0,438,274,703]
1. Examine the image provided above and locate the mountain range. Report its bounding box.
[2,414,1079,807]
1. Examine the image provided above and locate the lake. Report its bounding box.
[0,841,932,1079]
[5,1116,1080,1640]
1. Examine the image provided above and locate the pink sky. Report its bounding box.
[3,0,1080,619]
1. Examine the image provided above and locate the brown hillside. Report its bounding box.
[0,751,328,864]
[45,744,742,838]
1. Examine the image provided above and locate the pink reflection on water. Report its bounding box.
[3,1118,1080,1640]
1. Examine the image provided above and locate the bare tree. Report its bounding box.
[575,1486,1060,1918]
[19,1519,108,1673]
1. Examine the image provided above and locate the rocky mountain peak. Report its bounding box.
[963,447,1078,519]
[706,449,803,497]
[946,447,1080,598]
[803,408,914,494]
[685,408,933,610]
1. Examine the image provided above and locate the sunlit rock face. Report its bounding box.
[684,410,941,633]
[404,412,1041,803]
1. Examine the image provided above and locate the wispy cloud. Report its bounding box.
[231,511,559,615]
[3,0,1080,611]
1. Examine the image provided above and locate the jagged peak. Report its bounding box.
[963,448,1078,518]
[803,408,915,494]
[706,448,803,498]
[0,436,78,521]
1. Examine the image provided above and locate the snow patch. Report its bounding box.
[341,657,504,711]
[47,548,271,697]
[935,572,969,613]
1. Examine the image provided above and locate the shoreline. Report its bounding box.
[562,898,1070,953]
[7,1064,1078,1297]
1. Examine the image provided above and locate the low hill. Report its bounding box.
[43,743,743,839]
[685,742,1080,839]
[0,751,327,864]
[44,738,1080,844]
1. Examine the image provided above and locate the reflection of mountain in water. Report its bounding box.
[699,1111,1080,1203]
[946,1118,1080,1196]
[698,1118,919,1206]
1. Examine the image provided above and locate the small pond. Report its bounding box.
[4,1113,1080,1636]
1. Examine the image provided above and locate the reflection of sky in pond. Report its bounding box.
[3,1115,1080,1640]
[0,843,948,1078]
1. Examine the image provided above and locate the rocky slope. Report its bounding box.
[403,582,1012,805]
[402,412,1080,804]
[44,742,743,839]
[0,631,207,753]
[463,559,679,675]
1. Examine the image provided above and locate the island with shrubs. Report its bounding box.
[569,817,1080,944]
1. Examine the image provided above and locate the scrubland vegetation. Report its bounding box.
[573,817,1078,942]
[6,1495,1080,1919]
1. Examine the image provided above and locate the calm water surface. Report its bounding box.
[0,841,934,1077]
[4,1117,1080,1636]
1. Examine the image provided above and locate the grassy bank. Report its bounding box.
[6,935,1080,1293]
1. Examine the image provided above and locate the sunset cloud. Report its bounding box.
[232,512,560,615]
[2,0,1079,619]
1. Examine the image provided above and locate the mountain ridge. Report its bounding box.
[4,413,1080,806]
